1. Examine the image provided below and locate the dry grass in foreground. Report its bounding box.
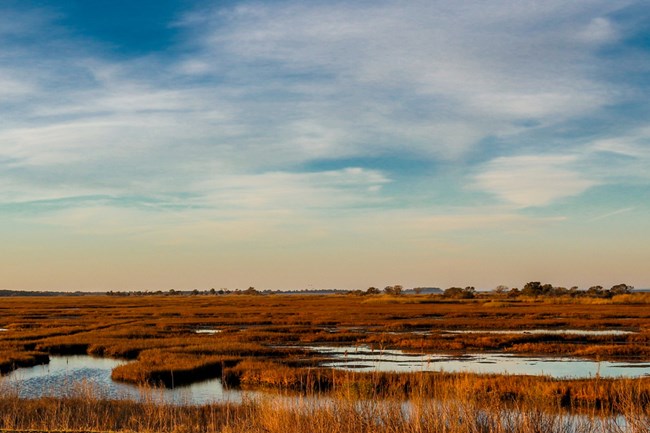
[222,367,650,413]
[0,376,649,433]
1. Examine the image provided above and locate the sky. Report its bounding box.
[1,0,649,291]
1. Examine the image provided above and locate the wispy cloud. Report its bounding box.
[9,167,390,233]
[0,72,35,99]
[474,155,599,207]
[577,17,619,44]
[588,207,635,222]
[186,168,391,217]
[590,128,650,160]
[174,0,629,159]
[0,2,641,210]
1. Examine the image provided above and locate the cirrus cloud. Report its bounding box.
[474,155,599,207]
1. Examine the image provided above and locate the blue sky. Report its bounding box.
[1,0,649,290]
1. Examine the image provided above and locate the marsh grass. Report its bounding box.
[222,365,650,414]
[1,294,649,414]
[0,373,649,433]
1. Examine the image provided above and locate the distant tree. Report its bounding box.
[384,285,403,296]
[494,285,509,295]
[384,286,402,295]
[587,285,604,298]
[243,287,259,295]
[444,287,462,297]
[444,286,475,299]
[521,281,543,297]
[610,283,633,296]
[413,287,423,295]
[551,286,568,296]
[366,287,380,295]
[209,288,216,295]
[191,289,199,296]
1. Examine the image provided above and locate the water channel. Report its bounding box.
[1,345,649,405]
[1,356,244,405]
[312,345,650,378]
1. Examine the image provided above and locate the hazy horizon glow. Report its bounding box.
[1,0,649,291]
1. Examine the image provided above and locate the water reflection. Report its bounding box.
[3,347,649,407]
[2,356,244,405]
[195,329,222,334]
[309,345,650,378]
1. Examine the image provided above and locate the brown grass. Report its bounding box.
[220,364,650,412]
[0,373,648,433]
[1,293,649,387]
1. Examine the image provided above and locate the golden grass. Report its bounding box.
[1,294,649,387]
[219,364,650,412]
[0,372,648,433]
[612,293,650,304]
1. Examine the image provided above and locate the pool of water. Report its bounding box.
[1,356,244,405]
[309,345,650,378]
[195,329,222,334]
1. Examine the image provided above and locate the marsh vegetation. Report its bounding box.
[1,291,649,432]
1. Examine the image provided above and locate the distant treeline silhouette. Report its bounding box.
[0,282,636,297]
[0,289,86,297]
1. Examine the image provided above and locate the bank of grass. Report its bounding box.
[0,341,49,374]
[536,293,650,305]
[222,364,650,412]
[110,352,232,387]
[0,350,48,375]
[0,374,648,433]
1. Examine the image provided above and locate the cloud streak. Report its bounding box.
[588,207,635,222]
[474,155,599,207]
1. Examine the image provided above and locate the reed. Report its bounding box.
[221,365,650,413]
[0,374,648,433]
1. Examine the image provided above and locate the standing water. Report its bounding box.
[3,347,649,405]
[1,355,244,405]
[309,345,650,378]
